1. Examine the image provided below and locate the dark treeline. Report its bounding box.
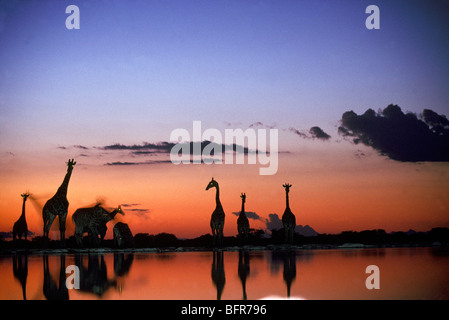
[1,227,449,250]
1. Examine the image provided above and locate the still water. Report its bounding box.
[1,247,448,300]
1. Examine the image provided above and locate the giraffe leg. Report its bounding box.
[218,228,223,247]
[212,228,216,247]
[44,214,57,239]
[74,226,83,247]
[59,213,67,244]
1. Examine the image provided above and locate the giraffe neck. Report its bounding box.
[108,208,120,220]
[285,191,290,209]
[56,167,73,197]
[20,198,27,219]
[215,185,222,208]
[241,199,245,214]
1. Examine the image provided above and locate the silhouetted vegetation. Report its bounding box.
[1,227,448,252]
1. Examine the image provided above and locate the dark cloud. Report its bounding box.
[120,203,151,219]
[262,213,318,236]
[121,203,141,207]
[102,141,175,153]
[73,145,89,150]
[105,160,172,166]
[289,126,331,140]
[339,105,449,162]
[101,140,258,156]
[249,121,277,129]
[309,126,331,140]
[288,127,308,139]
[265,213,283,231]
[231,211,262,220]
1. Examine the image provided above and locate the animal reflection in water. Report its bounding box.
[11,251,298,300]
[39,253,134,300]
[43,255,69,300]
[210,250,252,300]
[13,255,28,300]
[271,250,297,298]
[238,250,250,300]
[211,251,225,300]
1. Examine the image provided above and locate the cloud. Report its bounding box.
[105,160,172,166]
[288,127,308,139]
[101,140,259,157]
[231,211,262,220]
[120,203,151,219]
[120,203,141,207]
[309,126,331,140]
[57,145,89,150]
[265,213,284,231]
[262,213,318,236]
[73,145,89,150]
[249,121,277,129]
[289,126,331,140]
[338,105,449,162]
[102,142,174,153]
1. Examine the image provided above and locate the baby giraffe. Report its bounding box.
[13,193,31,241]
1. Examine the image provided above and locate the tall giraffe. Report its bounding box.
[282,183,296,244]
[42,159,76,243]
[13,192,31,241]
[206,177,225,247]
[237,193,250,245]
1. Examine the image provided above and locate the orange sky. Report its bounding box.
[1,139,448,240]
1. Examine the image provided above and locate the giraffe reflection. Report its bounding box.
[211,251,225,300]
[238,250,250,300]
[271,250,297,298]
[283,251,297,298]
[38,253,135,300]
[43,255,69,300]
[113,253,134,295]
[12,255,28,300]
[74,254,117,297]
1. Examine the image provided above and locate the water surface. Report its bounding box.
[1,247,448,300]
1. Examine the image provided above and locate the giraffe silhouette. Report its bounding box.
[72,203,123,247]
[42,159,76,243]
[237,193,250,245]
[13,192,30,241]
[282,183,296,244]
[113,222,135,248]
[206,178,225,247]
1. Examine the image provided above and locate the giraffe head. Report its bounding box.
[240,193,246,203]
[283,183,292,193]
[66,158,77,170]
[206,177,218,191]
[21,192,30,201]
[116,205,124,215]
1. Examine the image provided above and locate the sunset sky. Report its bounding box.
[1,0,448,240]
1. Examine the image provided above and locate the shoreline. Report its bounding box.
[1,242,446,256]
